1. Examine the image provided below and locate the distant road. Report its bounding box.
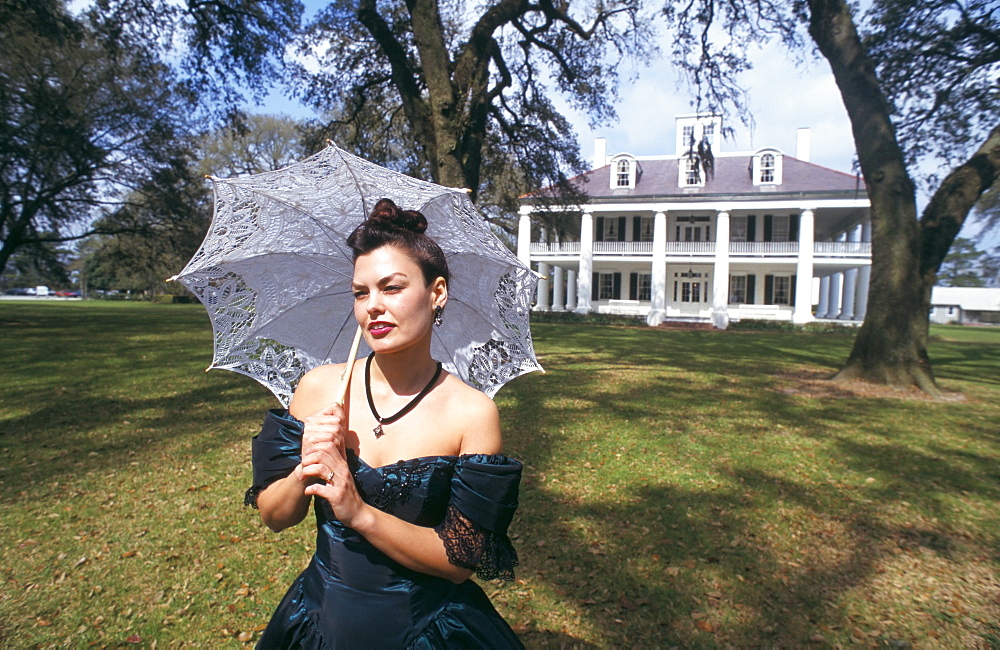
[0,296,83,301]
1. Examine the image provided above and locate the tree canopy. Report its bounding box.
[0,0,197,279]
[293,0,654,211]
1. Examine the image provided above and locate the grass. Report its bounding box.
[1,301,998,647]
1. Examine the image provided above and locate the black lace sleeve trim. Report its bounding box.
[434,503,518,581]
[244,485,265,509]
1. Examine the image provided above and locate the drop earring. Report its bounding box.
[433,305,443,326]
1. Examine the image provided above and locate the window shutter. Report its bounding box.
[595,217,605,242]
[789,214,799,241]
[790,276,797,305]
[632,217,640,241]
[673,281,678,302]
[764,274,774,304]
[592,273,599,300]
[747,215,757,241]
[629,273,638,300]
[763,215,773,242]
[613,273,622,299]
[746,274,756,304]
[618,217,627,241]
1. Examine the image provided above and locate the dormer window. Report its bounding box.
[752,148,783,185]
[760,154,775,182]
[609,154,638,189]
[616,159,631,186]
[681,155,705,187]
[685,158,699,185]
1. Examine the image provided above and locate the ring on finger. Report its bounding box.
[326,471,335,484]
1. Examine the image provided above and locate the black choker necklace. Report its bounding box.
[365,352,442,438]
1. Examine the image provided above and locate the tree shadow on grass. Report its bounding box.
[498,325,999,645]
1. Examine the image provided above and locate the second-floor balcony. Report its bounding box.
[530,241,871,257]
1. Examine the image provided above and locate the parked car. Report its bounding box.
[55,290,81,297]
[4,287,34,295]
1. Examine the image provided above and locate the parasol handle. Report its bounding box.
[333,326,364,405]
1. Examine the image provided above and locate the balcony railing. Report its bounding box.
[814,241,871,256]
[730,242,799,255]
[594,241,654,254]
[530,242,581,254]
[663,242,716,255]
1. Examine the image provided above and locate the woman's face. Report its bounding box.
[352,245,447,355]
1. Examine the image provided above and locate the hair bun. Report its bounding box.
[368,198,428,235]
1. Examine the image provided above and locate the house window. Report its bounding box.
[731,216,748,242]
[753,150,783,185]
[729,275,747,304]
[598,273,615,300]
[684,157,700,185]
[603,218,619,241]
[616,159,631,187]
[760,153,775,183]
[683,125,695,146]
[772,215,790,242]
[703,124,714,141]
[638,273,652,301]
[639,216,654,242]
[773,276,791,305]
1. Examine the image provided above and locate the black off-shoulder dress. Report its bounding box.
[245,409,524,649]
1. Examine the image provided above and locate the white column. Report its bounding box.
[816,275,831,318]
[839,225,859,320]
[647,211,668,326]
[566,270,577,312]
[516,210,532,267]
[575,212,594,313]
[793,208,815,324]
[827,272,842,319]
[711,210,731,329]
[854,220,872,321]
[536,262,550,311]
[552,266,565,311]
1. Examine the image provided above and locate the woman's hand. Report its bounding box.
[297,402,347,483]
[299,403,371,529]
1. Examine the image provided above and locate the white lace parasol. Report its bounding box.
[171,144,542,406]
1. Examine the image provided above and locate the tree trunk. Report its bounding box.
[807,0,938,392]
[807,0,1000,394]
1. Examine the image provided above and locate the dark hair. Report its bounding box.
[346,198,450,286]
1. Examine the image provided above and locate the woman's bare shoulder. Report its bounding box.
[289,363,348,418]
[441,375,501,455]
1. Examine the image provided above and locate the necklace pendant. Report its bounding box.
[373,423,384,438]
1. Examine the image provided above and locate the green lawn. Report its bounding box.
[1,302,998,647]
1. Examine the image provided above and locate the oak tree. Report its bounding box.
[293,0,654,213]
[666,0,1000,393]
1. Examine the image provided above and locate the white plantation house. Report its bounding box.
[517,114,872,328]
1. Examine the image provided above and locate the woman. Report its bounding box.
[245,198,524,648]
